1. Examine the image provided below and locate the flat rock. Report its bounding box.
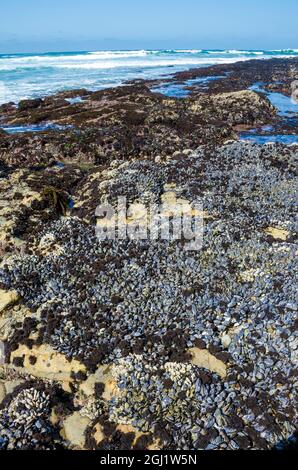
[264,226,290,241]
[79,364,118,401]
[188,347,227,378]
[0,290,19,313]
[61,412,91,448]
[10,344,86,382]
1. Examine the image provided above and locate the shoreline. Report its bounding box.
[0,54,298,107]
[0,57,297,149]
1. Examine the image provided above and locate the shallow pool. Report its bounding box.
[1,123,73,134]
[242,82,298,144]
[240,133,298,144]
[66,96,84,105]
[250,82,298,116]
[152,75,226,98]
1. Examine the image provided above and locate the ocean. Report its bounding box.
[0,48,298,105]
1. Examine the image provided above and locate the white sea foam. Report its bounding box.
[206,49,264,55]
[269,48,298,52]
[54,57,255,70]
[0,53,254,72]
[87,50,149,58]
[168,49,203,54]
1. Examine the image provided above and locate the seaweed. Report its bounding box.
[42,185,70,215]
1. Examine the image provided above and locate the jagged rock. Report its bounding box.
[18,98,43,111]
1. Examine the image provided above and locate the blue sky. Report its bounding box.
[0,0,297,53]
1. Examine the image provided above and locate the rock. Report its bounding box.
[188,347,227,378]
[4,380,24,395]
[61,412,91,448]
[264,226,290,241]
[0,304,32,343]
[92,422,105,444]
[221,333,232,348]
[0,102,15,113]
[0,378,25,404]
[0,290,19,314]
[0,382,5,403]
[79,364,119,401]
[0,342,4,364]
[18,98,43,111]
[92,422,161,450]
[0,167,82,249]
[10,344,86,382]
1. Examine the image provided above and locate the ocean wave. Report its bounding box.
[0,52,285,73]
[54,57,255,70]
[205,49,264,55]
[162,49,203,54]
[88,50,149,58]
[269,48,298,52]
[177,49,202,53]
[1,48,296,72]
[0,52,148,63]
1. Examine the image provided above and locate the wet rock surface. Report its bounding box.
[0,58,297,450]
[0,60,285,167]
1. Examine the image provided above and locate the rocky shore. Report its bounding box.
[0,58,297,450]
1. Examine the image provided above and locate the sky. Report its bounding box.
[0,0,297,53]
